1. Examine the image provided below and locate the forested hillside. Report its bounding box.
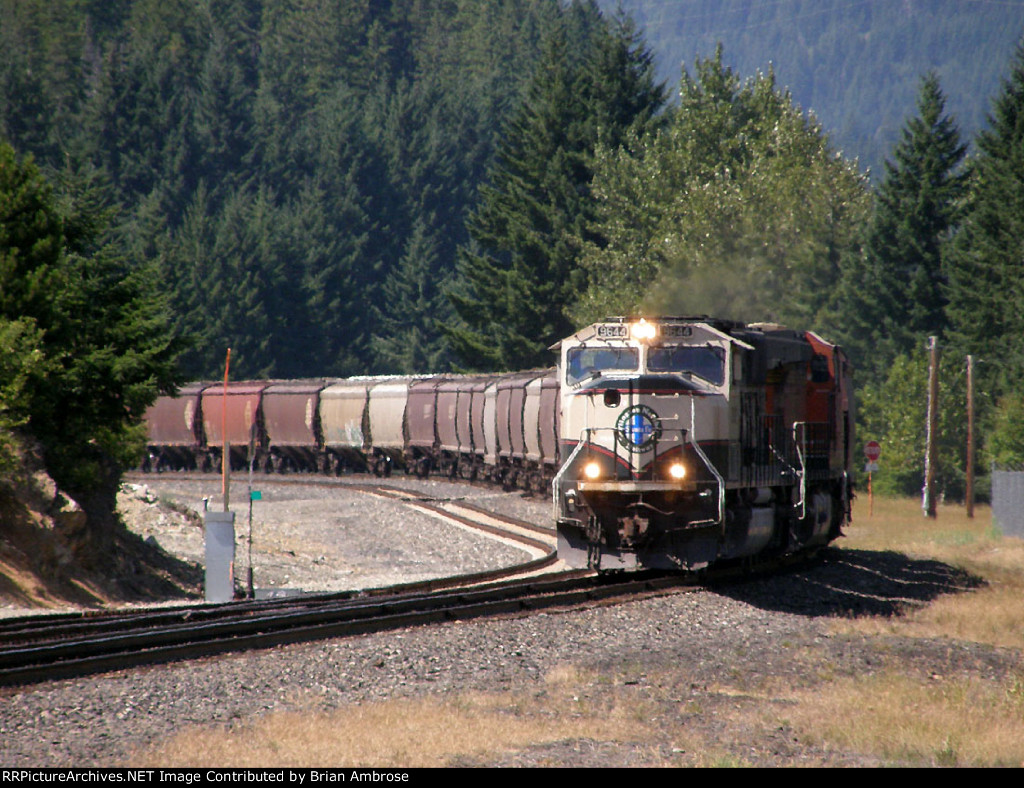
[1,0,577,379]
[599,0,1024,176]
[6,0,1024,510]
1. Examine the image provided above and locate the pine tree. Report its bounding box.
[288,171,373,378]
[370,218,455,374]
[0,144,183,550]
[0,143,61,472]
[856,350,968,499]
[193,0,260,198]
[833,72,967,376]
[447,2,666,371]
[946,42,1024,393]
[0,0,90,163]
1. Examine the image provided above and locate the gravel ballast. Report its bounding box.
[1,475,1019,767]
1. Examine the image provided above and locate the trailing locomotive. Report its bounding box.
[553,317,853,570]
[140,316,853,572]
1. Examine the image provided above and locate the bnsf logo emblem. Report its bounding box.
[615,405,662,453]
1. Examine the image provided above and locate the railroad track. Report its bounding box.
[125,472,561,586]
[0,569,693,688]
[1,476,813,688]
[0,477,635,688]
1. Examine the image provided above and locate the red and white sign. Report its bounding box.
[864,441,881,462]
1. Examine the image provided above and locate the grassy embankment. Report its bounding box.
[133,497,1024,767]
[775,497,1024,766]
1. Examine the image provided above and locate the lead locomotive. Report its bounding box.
[553,317,854,571]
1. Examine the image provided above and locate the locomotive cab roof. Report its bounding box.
[554,316,756,352]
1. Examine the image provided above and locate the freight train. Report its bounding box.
[142,316,854,571]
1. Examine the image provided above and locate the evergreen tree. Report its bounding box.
[288,170,373,378]
[0,317,48,475]
[447,2,666,371]
[0,141,62,473]
[0,143,183,550]
[0,0,611,379]
[192,0,261,198]
[370,218,455,374]
[946,42,1024,394]
[0,0,91,163]
[573,46,869,330]
[87,0,208,213]
[832,73,967,376]
[857,351,967,500]
[987,392,1024,469]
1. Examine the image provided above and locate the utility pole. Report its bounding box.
[923,336,939,518]
[966,355,975,518]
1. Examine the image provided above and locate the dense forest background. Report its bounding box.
[600,0,1024,177]
[2,0,579,379]
[5,0,1024,524]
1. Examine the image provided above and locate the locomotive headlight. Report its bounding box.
[583,461,602,480]
[631,318,656,342]
[668,462,687,480]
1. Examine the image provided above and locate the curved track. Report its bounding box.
[1,476,819,688]
[0,478,604,687]
[127,472,562,589]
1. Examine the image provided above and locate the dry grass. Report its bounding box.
[130,664,668,767]
[766,671,1024,767]
[759,495,1024,766]
[836,497,1024,649]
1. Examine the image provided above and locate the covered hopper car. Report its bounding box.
[142,371,560,489]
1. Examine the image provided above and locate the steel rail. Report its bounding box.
[0,479,573,685]
[0,474,824,687]
[1,481,558,642]
[0,571,690,687]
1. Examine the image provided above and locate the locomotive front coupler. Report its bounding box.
[618,514,649,543]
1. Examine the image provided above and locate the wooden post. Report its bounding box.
[923,336,939,518]
[966,354,975,519]
[222,347,231,512]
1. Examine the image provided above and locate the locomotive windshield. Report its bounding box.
[648,344,725,385]
[566,346,639,385]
